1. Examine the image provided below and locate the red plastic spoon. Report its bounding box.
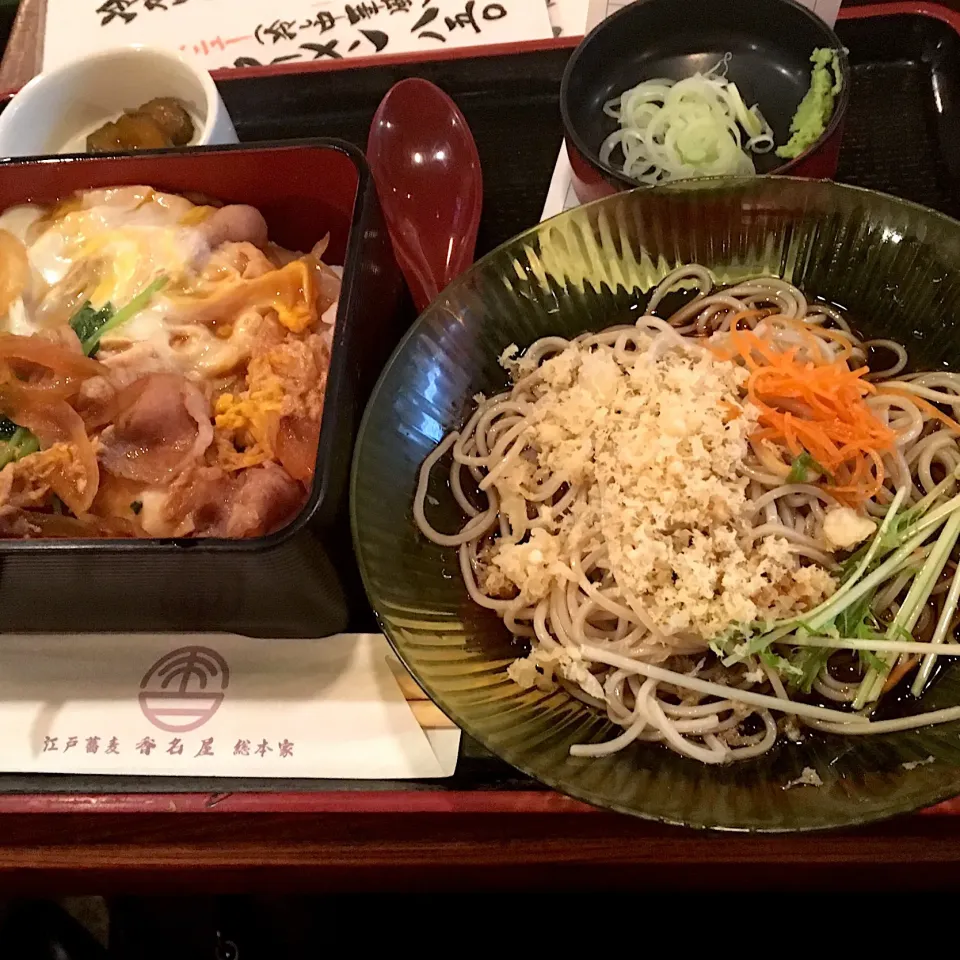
[367,78,482,313]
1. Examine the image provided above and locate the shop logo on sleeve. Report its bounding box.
[138,646,230,732]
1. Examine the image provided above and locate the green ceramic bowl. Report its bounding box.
[351,177,960,831]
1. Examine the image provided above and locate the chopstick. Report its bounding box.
[0,0,46,96]
[386,654,458,731]
[408,699,457,731]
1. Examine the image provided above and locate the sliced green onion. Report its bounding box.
[855,511,960,708]
[789,635,960,656]
[599,56,775,185]
[913,558,960,696]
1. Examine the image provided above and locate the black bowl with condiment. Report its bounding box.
[560,0,850,203]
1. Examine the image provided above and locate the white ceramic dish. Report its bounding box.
[0,45,238,158]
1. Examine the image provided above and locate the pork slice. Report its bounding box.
[98,373,213,485]
[223,462,304,538]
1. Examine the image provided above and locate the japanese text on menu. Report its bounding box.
[44,1,554,71]
[583,0,838,28]
[41,734,296,760]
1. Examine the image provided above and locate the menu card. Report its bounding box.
[43,0,554,72]
[546,0,591,37]
[587,0,841,28]
[0,632,459,779]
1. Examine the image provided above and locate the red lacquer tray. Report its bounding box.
[2,0,960,892]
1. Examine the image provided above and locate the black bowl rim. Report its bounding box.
[559,0,852,190]
[352,175,960,832]
[0,138,371,555]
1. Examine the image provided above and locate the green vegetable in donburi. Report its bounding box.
[70,274,168,357]
[0,418,39,470]
[776,47,843,160]
[69,301,115,357]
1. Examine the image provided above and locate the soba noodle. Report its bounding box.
[414,266,960,764]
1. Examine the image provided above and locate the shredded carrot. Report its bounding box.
[721,322,898,506]
[781,317,854,363]
[708,311,774,361]
[882,656,919,693]
[719,398,742,423]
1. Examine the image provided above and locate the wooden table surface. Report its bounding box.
[4,0,960,893]
[1,793,960,892]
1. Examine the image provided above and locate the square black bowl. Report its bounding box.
[0,139,406,637]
